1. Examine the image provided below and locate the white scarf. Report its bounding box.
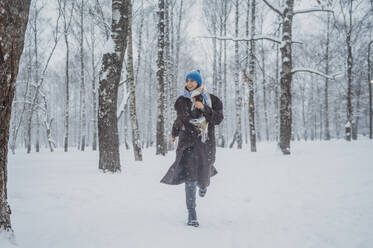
[183,86,211,143]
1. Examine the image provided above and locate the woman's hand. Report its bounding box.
[194,101,204,110]
[170,137,176,143]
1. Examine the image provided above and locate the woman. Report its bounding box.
[160,69,224,227]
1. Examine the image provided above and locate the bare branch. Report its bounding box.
[294,8,333,16]
[253,34,281,43]
[261,0,283,17]
[198,35,303,45]
[292,67,335,79]
[118,78,129,87]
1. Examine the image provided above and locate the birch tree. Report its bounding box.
[127,0,143,161]
[156,0,167,155]
[261,0,333,154]
[247,0,257,152]
[234,0,243,149]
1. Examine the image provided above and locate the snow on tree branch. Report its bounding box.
[293,8,333,16]
[198,35,280,43]
[261,0,283,17]
[118,78,128,86]
[198,35,302,45]
[253,35,281,43]
[292,67,335,79]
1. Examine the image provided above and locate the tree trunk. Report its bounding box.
[127,0,143,161]
[91,23,98,151]
[212,23,217,96]
[300,85,307,140]
[324,13,331,140]
[345,1,353,141]
[353,77,362,140]
[80,0,86,151]
[369,41,373,139]
[279,0,294,155]
[98,0,130,172]
[318,83,323,140]
[41,94,55,152]
[147,52,154,148]
[36,106,40,152]
[261,36,269,141]
[174,0,183,95]
[64,9,70,152]
[156,0,167,155]
[0,0,31,232]
[34,6,40,153]
[247,0,257,152]
[223,0,228,147]
[274,43,280,142]
[234,0,242,149]
[164,0,171,152]
[217,1,224,147]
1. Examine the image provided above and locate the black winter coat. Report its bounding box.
[160,94,224,188]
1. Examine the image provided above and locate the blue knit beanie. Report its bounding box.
[185,69,202,86]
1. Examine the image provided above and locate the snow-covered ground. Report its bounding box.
[1,140,373,248]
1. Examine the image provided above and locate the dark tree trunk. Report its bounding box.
[345,1,353,141]
[247,0,257,152]
[156,0,167,155]
[369,41,373,139]
[279,0,294,155]
[98,0,130,172]
[80,0,86,151]
[0,0,31,232]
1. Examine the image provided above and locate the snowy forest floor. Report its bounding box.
[1,139,373,248]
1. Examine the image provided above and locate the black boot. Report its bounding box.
[199,187,207,197]
[185,181,199,227]
[187,208,199,227]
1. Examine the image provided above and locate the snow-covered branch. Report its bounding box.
[198,35,280,43]
[198,35,302,45]
[118,78,129,87]
[261,0,283,17]
[253,35,281,43]
[292,67,335,79]
[293,8,333,16]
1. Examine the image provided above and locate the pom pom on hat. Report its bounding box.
[185,69,202,86]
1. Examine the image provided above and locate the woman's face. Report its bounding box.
[186,78,198,91]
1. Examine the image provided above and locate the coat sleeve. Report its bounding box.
[171,119,183,138]
[202,95,224,125]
